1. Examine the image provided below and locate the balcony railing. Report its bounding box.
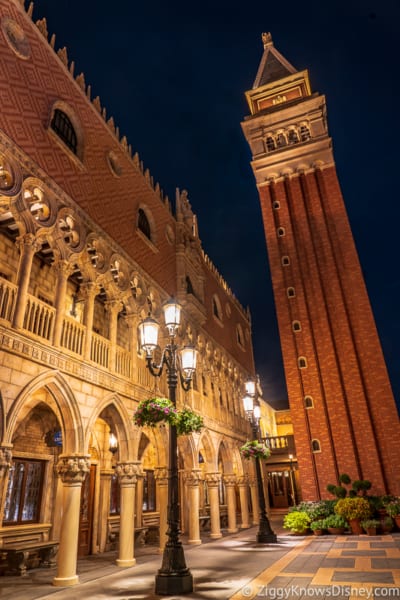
[0,278,16,321]
[61,316,85,355]
[23,296,55,341]
[263,434,296,456]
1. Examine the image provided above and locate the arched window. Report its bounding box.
[186,276,194,295]
[277,227,285,237]
[298,356,307,369]
[277,132,287,147]
[304,396,314,409]
[288,129,299,144]
[138,208,151,240]
[273,200,280,210]
[212,295,222,322]
[292,321,301,332]
[51,109,78,154]
[282,256,290,266]
[266,136,275,152]
[287,287,296,298]
[311,439,321,453]
[300,125,311,142]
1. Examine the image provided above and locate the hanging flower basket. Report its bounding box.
[176,407,204,436]
[133,397,177,428]
[240,440,270,460]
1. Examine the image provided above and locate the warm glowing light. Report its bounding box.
[138,316,159,355]
[163,299,181,334]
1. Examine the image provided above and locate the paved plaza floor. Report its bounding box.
[1,519,399,600]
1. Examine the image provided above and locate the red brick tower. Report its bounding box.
[241,33,400,499]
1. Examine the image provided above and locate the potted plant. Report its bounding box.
[133,397,177,427]
[175,407,204,435]
[334,497,371,535]
[240,440,270,460]
[310,519,325,536]
[361,518,380,536]
[380,515,394,534]
[283,511,311,535]
[384,499,400,528]
[323,514,348,535]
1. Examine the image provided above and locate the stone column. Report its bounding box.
[105,300,123,372]
[52,260,73,347]
[51,464,64,543]
[115,461,140,567]
[237,475,250,529]
[53,455,90,587]
[249,477,259,525]
[184,469,202,545]
[154,466,168,552]
[98,470,113,552]
[12,234,42,329]
[135,471,144,527]
[0,446,12,520]
[224,474,238,533]
[81,282,98,361]
[205,473,222,539]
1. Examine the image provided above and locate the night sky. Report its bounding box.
[30,0,400,412]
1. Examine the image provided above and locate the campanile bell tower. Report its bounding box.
[241,33,400,499]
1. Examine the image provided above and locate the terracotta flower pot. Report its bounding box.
[327,527,345,535]
[349,518,363,535]
[313,529,324,536]
[365,527,377,536]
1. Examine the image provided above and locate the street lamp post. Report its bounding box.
[288,453,296,506]
[243,380,277,544]
[139,299,197,595]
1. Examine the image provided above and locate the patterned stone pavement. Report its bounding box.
[230,534,400,600]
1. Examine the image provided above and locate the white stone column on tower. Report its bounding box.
[52,260,73,347]
[205,472,222,539]
[184,469,202,545]
[105,299,123,372]
[115,461,141,567]
[155,466,168,552]
[81,282,98,361]
[12,234,42,330]
[53,455,90,587]
[237,475,250,529]
[224,474,238,533]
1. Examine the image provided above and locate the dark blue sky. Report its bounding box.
[33,0,400,411]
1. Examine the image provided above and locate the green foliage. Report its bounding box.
[310,519,325,531]
[361,518,379,529]
[133,397,177,427]
[335,497,372,521]
[336,486,347,498]
[339,473,351,485]
[323,514,348,529]
[381,516,394,529]
[240,440,270,460]
[283,511,311,533]
[175,407,204,435]
[384,499,400,517]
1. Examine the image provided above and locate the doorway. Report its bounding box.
[78,464,96,556]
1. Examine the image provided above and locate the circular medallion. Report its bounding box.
[1,17,31,60]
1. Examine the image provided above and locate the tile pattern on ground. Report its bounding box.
[230,534,400,599]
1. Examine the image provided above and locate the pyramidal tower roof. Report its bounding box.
[253,32,297,89]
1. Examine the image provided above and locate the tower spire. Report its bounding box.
[253,32,297,89]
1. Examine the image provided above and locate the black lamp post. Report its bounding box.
[243,380,277,544]
[139,299,197,595]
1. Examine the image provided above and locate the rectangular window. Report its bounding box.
[3,459,45,525]
[142,470,156,512]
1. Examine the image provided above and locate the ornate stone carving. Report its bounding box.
[0,447,12,472]
[57,455,90,484]
[184,469,202,487]
[154,466,168,481]
[236,475,248,487]
[223,474,237,487]
[115,461,141,486]
[205,472,221,487]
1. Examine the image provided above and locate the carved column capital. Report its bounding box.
[154,466,168,482]
[0,446,12,473]
[248,477,257,488]
[115,461,142,486]
[104,299,124,316]
[80,281,99,300]
[223,473,237,487]
[52,259,74,279]
[57,455,90,485]
[16,232,42,253]
[205,472,221,487]
[184,468,202,487]
[237,475,248,487]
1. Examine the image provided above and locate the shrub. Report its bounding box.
[384,499,400,517]
[361,519,379,530]
[335,497,372,521]
[323,514,348,529]
[283,511,311,533]
[175,407,204,435]
[310,519,325,531]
